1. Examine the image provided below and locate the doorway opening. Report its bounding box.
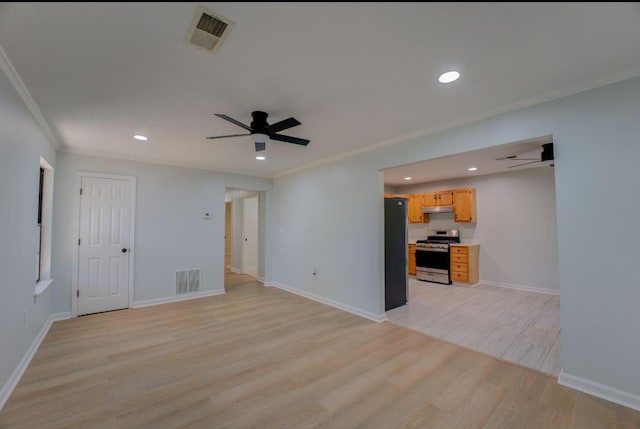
[224,188,265,291]
[381,136,562,376]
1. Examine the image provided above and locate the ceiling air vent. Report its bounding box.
[186,6,234,54]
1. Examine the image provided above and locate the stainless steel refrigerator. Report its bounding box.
[384,197,408,311]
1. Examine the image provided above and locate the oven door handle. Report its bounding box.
[416,248,448,253]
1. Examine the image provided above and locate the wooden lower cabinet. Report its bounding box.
[408,244,416,276]
[450,244,479,284]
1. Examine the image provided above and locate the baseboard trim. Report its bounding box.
[264,282,276,287]
[480,280,560,296]
[230,267,241,274]
[558,370,640,412]
[133,289,225,308]
[270,282,386,323]
[0,312,71,410]
[257,276,265,283]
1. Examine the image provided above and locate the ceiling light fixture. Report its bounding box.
[404,177,412,181]
[438,71,460,84]
[133,134,148,141]
[256,155,266,161]
[252,133,269,144]
[468,167,478,171]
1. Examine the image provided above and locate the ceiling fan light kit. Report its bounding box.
[206,111,310,157]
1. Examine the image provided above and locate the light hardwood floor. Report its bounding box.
[387,279,561,375]
[2,274,638,428]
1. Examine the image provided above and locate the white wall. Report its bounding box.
[53,153,272,307]
[0,64,60,398]
[272,76,640,402]
[400,167,558,291]
[384,185,397,194]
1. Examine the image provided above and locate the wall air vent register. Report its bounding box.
[176,269,201,294]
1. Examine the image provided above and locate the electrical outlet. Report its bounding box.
[203,211,212,219]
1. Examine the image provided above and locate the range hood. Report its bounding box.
[421,205,454,214]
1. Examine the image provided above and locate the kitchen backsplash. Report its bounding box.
[407,213,477,243]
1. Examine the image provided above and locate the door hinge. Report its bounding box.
[77,290,79,298]
[78,238,81,246]
[80,188,83,195]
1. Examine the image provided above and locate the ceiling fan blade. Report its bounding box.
[214,114,253,131]
[497,156,539,161]
[271,134,310,146]
[206,133,250,139]
[268,117,301,134]
[507,160,540,168]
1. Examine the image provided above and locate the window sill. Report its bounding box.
[35,279,54,297]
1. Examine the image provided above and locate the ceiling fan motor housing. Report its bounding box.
[250,111,270,135]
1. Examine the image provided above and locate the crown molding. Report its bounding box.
[0,44,61,149]
[58,147,273,180]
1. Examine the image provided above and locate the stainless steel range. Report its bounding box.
[415,229,460,284]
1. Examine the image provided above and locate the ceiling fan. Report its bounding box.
[206,111,310,153]
[496,142,554,168]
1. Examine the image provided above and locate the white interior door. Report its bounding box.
[242,196,258,277]
[78,176,132,315]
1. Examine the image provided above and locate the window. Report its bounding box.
[35,157,53,295]
[36,167,44,282]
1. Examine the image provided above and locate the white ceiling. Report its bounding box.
[1,3,639,177]
[383,136,552,187]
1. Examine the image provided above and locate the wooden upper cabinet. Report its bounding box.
[437,191,454,206]
[422,192,438,208]
[408,194,424,224]
[453,188,477,223]
[423,191,453,208]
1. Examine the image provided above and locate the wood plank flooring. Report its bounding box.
[387,279,562,375]
[2,274,638,428]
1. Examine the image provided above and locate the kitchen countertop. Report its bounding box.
[408,240,479,246]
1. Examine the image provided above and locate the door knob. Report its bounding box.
[121,248,128,253]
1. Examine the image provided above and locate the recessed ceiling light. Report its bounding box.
[133,134,148,141]
[438,71,460,84]
[468,167,478,171]
[256,155,266,161]
[404,177,412,181]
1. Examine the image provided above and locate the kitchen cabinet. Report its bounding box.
[408,244,416,275]
[408,194,427,224]
[437,191,454,206]
[450,244,479,284]
[404,187,475,224]
[452,188,476,223]
[422,192,438,207]
[423,191,454,207]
